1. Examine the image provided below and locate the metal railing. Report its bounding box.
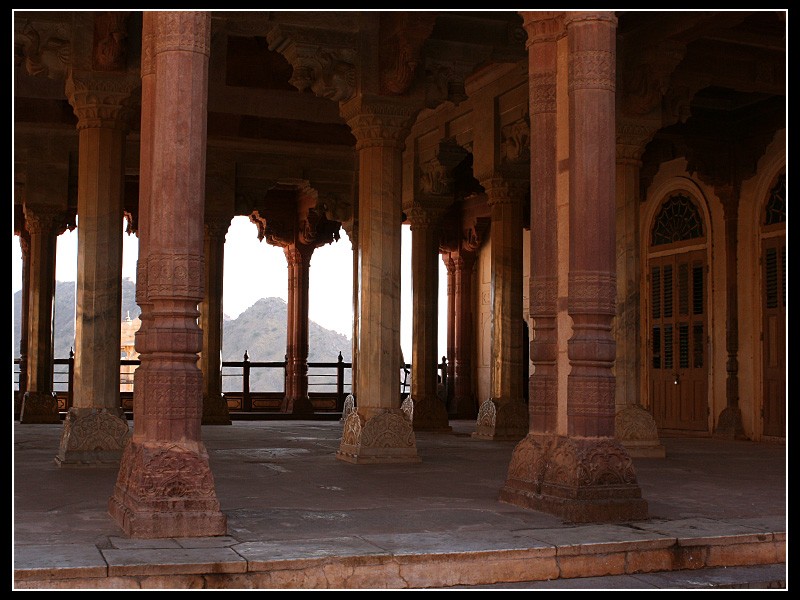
[13,352,450,415]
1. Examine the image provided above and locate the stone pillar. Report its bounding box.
[282,242,315,415]
[443,254,456,413]
[614,120,664,457]
[200,218,232,425]
[344,219,359,398]
[16,229,31,418]
[451,249,478,419]
[109,11,226,538]
[715,188,746,438]
[473,179,528,441]
[336,96,420,464]
[407,205,450,431]
[56,72,136,465]
[501,11,646,523]
[20,206,63,424]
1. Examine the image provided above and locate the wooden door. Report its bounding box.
[649,250,708,432]
[761,236,786,437]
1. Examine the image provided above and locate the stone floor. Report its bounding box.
[12,419,787,590]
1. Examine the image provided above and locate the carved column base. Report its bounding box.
[280,396,315,415]
[412,396,452,432]
[499,434,649,523]
[615,405,665,458]
[472,399,527,441]
[336,408,421,464]
[108,440,227,538]
[55,407,131,466]
[202,393,232,425]
[714,406,747,440]
[19,391,60,424]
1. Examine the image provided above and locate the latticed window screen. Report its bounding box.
[764,173,786,226]
[651,194,704,246]
[764,246,786,310]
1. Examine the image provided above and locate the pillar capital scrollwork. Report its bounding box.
[563,11,618,28]
[520,11,565,45]
[23,205,67,236]
[616,119,658,164]
[203,217,232,241]
[340,95,421,151]
[405,202,448,231]
[480,176,528,207]
[66,72,140,130]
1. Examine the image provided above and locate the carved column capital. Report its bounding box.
[520,11,565,44]
[480,176,527,207]
[204,217,232,241]
[616,119,658,164]
[23,205,67,235]
[66,71,139,130]
[340,95,421,150]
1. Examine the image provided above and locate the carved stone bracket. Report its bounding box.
[92,12,130,72]
[16,19,71,80]
[380,12,438,96]
[266,24,357,102]
[620,41,685,117]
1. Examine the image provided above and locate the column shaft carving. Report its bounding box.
[336,96,420,464]
[57,72,135,465]
[408,206,450,432]
[109,11,226,538]
[501,11,647,523]
[282,242,315,415]
[200,218,232,425]
[16,230,31,418]
[452,250,477,419]
[614,120,664,457]
[20,206,63,424]
[473,178,528,441]
[714,189,745,439]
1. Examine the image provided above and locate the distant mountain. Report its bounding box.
[13,282,352,394]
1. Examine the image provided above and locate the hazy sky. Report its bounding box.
[11,216,448,359]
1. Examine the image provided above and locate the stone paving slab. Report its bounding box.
[233,536,389,568]
[102,547,247,576]
[14,543,108,581]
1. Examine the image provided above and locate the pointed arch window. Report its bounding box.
[651,194,704,247]
[764,173,785,226]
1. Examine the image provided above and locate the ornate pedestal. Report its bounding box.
[19,391,60,424]
[55,407,130,465]
[500,434,648,523]
[472,399,527,441]
[336,408,421,464]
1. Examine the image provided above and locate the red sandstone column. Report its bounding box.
[565,12,618,439]
[452,249,477,419]
[282,242,315,415]
[443,253,456,413]
[336,96,420,464]
[200,217,232,425]
[473,179,528,441]
[20,206,63,424]
[715,188,745,438]
[109,11,226,538]
[408,206,450,432]
[614,121,664,457]
[344,219,359,398]
[501,11,647,523]
[16,229,31,416]
[56,71,137,465]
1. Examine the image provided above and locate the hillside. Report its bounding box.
[13,282,352,394]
